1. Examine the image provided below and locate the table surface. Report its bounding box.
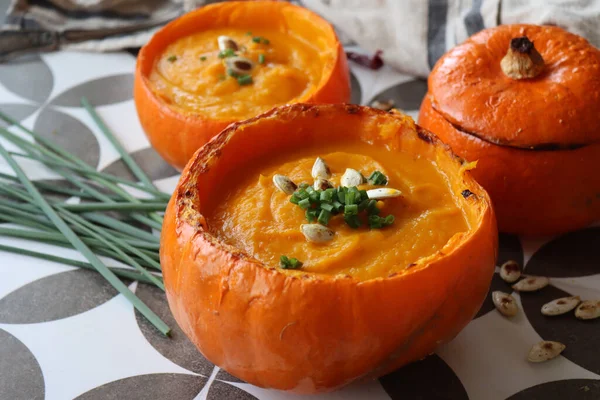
[0,39,598,400]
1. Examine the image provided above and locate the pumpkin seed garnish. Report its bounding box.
[370,99,395,111]
[575,300,600,320]
[500,260,521,283]
[341,168,364,187]
[300,224,334,243]
[311,157,331,179]
[527,341,565,363]
[541,296,581,316]
[492,291,518,317]
[313,178,333,191]
[512,276,549,292]
[225,56,255,75]
[273,174,297,195]
[366,188,402,200]
[217,35,239,51]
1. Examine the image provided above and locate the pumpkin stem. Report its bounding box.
[500,36,545,79]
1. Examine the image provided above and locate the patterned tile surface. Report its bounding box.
[0,48,598,400]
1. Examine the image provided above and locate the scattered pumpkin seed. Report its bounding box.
[512,276,549,292]
[313,178,333,191]
[273,174,297,195]
[300,224,334,243]
[575,300,600,320]
[225,56,254,75]
[311,157,331,179]
[370,99,395,111]
[527,341,565,363]
[217,35,239,51]
[341,168,364,187]
[499,260,522,283]
[492,291,518,317]
[366,188,402,200]
[541,296,581,316]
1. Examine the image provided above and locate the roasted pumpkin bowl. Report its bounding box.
[134,1,350,170]
[161,104,498,393]
[419,24,600,235]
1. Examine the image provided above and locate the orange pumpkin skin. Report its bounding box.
[134,1,350,171]
[420,24,600,235]
[161,104,498,393]
[419,95,600,235]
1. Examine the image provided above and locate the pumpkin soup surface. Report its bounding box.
[208,143,469,281]
[149,28,323,120]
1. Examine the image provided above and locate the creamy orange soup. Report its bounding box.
[208,143,469,281]
[149,28,323,120]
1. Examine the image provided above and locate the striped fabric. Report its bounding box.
[3,0,600,74]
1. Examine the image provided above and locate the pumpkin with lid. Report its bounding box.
[419,24,600,235]
[134,1,350,170]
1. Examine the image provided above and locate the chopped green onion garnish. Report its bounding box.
[318,209,332,225]
[320,189,333,202]
[344,214,361,229]
[280,255,303,269]
[320,202,335,212]
[309,190,320,203]
[258,53,266,64]
[298,198,311,209]
[368,171,388,185]
[237,75,253,85]
[218,48,236,58]
[246,31,253,36]
[299,183,309,190]
[200,56,207,61]
[358,199,369,212]
[227,68,239,77]
[167,55,177,62]
[367,199,380,215]
[337,188,346,203]
[332,200,344,212]
[306,209,318,222]
[290,193,301,204]
[368,214,395,229]
[252,36,270,44]
[344,204,358,216]
[345,190,356,205]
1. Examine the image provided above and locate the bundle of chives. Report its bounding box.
[0,97,172,336]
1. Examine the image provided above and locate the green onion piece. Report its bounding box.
[306,186,315,194]
[367,199,380,215]
[337,188,346,203]
[200,56,207,61]
[305,209,318,222]
[246,31,253,36]
[308,190,320,203]
[296,189,309,199]
[332,200,344,212]
[344,214,361,229]
[237,75,253,85]
[258,53,266,64]
[320,189,333,202]
[384,215,395,224]
[167,55,177,62]
[218,48,236,58]
[262,38,270,44]
[368,171,388,185]
[298,183,309,190]
[280,255,303,269]
[344,204,359,216]
[359,189,368,201]
[358,199,369,212]
[227,68,239,77]
[320,203,334,212]
[345,190,356,205]
[252,36,261,43]
[298,198,311,209]
[369,214,395,229]
[290,193,301,204]
[318,209,332,225]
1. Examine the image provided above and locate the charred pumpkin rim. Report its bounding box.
[137,1,344,122]
[429,99,589,151]
[173,103,494,283]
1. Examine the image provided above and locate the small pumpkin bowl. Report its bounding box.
[134,1,350,170]
[419,24,600,235]
[161,104,498,393]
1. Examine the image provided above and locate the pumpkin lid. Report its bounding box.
[429,24,600,149]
